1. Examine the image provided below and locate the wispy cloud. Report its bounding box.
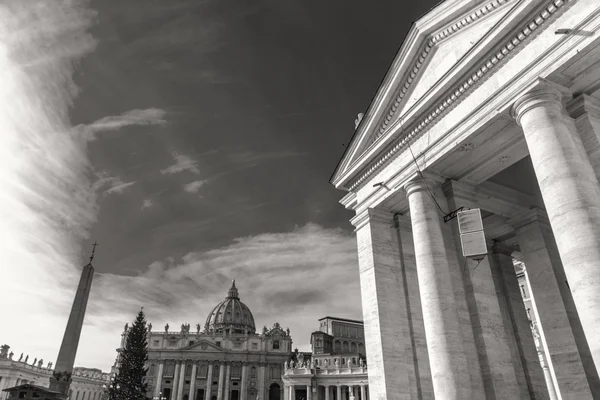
[82,224,360,370]
[183,180,207,193]
[93,174,136,195]
[161,153,200,175]
[141,199,154,210]
[0,0,101,375]
[77,108,167,141]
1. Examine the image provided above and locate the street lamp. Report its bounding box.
[152,392,166,400]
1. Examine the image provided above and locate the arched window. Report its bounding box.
[251,366,256,378]
[343,341,349,352]
[232,365,241,378]
[185,364,192,377]
[358,343,365,355]
[165,362,175,377]
[334,340,341,353]
[149,364,156,376]
[350,342,357,353]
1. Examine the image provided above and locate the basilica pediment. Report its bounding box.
[181,340,224,352]
[331,0,544,189]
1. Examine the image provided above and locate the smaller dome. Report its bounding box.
[205,280,256,334]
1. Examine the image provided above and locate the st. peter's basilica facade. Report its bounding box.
[117,281,292,400]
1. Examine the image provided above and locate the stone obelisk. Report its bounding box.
[49,243,97,397]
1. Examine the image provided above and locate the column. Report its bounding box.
[443,181,524,398]
[353,208,412,400]
[283,384,289,400]
[336,386,341,400]
[306,384,311,400]
[394,214,433,399]
[176,363,186,400]
[567,94,600,178]
[512,78,600,369]
[205,363,213,400]
[258,364,265,400]
[240,364,247,400]
[325,386,330,400]
[487,243,548,399]
[289,385,294,400]
[172,362,181,400]
[223,364,231,400]
[360,386,365,400]
[216,364,225,400]
[353,386,358,399]
[404,178,472,399]
[509,209,597,396]
[189,363,198,400]
[154,362,165,397]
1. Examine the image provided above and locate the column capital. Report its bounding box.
[511,78,571,125]
[487,240,514,257]
[404,175,442,198]
[506,207,550,230]
[351,207,394,230]
[567,93,600,119]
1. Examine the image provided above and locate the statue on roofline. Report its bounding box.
[19,353,23,362]
[9,352,14,360]
[165,323,169,332]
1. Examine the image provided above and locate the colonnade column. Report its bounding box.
[240,364,247,400]
[305,384,311,400]
[205,363,213,400]
[189,363,198,400]
[176,362,186,400]
[223,364,231,400]
[360,385,365,400]
[512,78,600,369]
[288,385,294,400]
[404,178,472,399]
[352,208,412,400]
[336,386,341,400]
[172,362,181,400]
[154,362,165,397]
[324,385,330,400]
[216,363,225,400]
[487,243,548,398]
[258,364,265,400]
[509,208,599,396]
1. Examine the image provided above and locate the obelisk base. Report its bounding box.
[49,372,72,399]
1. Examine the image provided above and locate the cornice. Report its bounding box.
[347,0,569,192]
[374,0,514,140]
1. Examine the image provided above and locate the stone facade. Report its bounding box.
[282,317,368,400]
[0,350,109,400]
[330,0,600,398]
[117,281,292,400]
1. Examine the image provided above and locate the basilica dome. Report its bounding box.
[204,280,256,334]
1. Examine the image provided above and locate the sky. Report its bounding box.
[0,0,438,372]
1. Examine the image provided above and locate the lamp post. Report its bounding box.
[102,377,120,400]
[152,392,166,400]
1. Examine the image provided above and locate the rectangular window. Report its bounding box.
[233,342,242,349]
[216,342,221,347]
[273,340,280,349]
[252,343,258,350]
[189,341,195,346]
[153,340,160,347]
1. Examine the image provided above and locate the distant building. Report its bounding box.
[114,281,292,400]
[0,349,109,400]
[282,317,369,400]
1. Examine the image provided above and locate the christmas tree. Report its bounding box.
[111,309,149,400]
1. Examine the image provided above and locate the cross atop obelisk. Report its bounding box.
[49,243,97,397]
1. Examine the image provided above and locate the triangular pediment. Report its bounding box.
[332,0,525,189]
[182,339,224,352]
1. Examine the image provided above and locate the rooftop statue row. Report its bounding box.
[136,321,291,336]
[1,344,51,369]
